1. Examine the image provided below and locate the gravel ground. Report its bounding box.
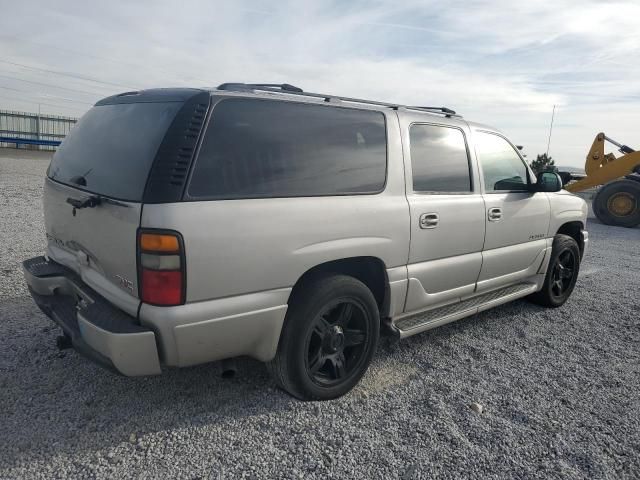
[1,149,639,479]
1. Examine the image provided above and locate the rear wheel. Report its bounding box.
[267,275,379,400]
[528,234,581,308]
[592,179,640,228]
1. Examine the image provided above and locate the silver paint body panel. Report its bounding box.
[36,89,588,374]
[43,178,141,317]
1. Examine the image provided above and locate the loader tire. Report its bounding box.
[592,179,640,228]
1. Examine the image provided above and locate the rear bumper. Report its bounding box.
[23,256,161,376]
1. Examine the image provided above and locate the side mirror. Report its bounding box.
[558,171,572,186]
[535,172,563,192]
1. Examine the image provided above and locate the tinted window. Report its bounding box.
[410,124,471,192]
[476,132,529,192]
[49,102,181,201]
[188,99,387,199]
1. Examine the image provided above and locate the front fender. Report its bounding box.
[546,192,588,236]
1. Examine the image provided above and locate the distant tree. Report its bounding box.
[530,153,555,174]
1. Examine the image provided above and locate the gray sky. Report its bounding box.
[1,0,639,167]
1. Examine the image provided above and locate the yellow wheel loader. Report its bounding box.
[562,133,640,228]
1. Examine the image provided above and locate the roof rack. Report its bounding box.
[216,83,460,117]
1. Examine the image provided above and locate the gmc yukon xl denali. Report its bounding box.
[23,83,588,400]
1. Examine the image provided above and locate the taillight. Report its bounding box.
[138,231,185,306]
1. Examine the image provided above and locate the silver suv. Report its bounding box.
[23,83,588,400]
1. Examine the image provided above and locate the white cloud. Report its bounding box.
[0,0,638,166]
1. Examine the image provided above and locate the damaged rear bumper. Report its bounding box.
[22,256,161,376]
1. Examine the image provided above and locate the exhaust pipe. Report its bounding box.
[220,358,237,379]
[56,334,72,350]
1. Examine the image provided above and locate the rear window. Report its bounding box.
[187,98,387,199]
[48,102,182,201]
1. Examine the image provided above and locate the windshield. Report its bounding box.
[48,102,182,201]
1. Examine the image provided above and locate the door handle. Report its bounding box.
[488,207,502,222]
[419,213,439,229]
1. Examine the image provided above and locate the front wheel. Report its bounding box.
[267,274,380,400]
[528,234,581,308]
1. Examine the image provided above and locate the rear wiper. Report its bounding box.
[66,195,130,210]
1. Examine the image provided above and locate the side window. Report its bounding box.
[187,98,387,199]
[409,124,471,192]
[475,132,529,192]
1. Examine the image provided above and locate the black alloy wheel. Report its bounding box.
[550,249,577,300]
[267,274,380,400]
[305,299,370,387]
[527,234,581,308]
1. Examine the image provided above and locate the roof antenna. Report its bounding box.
[546,105,556,156]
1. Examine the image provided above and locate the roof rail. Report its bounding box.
[215,83,460,117]
[408,106,457,115]
[218,83,304,93]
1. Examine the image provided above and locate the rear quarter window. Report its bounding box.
[187,98,387,199]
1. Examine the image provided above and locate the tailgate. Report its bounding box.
[41,96,193,316]
[43,179,142,316]
[40,89,209,315]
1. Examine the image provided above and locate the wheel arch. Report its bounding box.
[556,221,585,258]
[288,256,391,319]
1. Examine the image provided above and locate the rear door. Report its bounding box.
[473,130,550,292]
[402,119,485,312]
[44,99,184,315]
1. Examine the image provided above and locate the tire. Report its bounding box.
[592,179,640,228]
[267,274,380,400]
[528,234,581,308]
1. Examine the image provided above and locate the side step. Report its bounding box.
[394,283,537,336]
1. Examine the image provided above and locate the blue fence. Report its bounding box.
[0,110,77,151]
[0,136,62,147]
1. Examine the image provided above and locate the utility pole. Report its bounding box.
[546,105,556,157]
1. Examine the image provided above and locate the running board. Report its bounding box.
[393,283,538,337]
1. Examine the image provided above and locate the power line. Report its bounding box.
[0,85,94,105]
[0,59,139,90]
[0,93,84,114]
[0,35,213,85]
[0,74,111,98]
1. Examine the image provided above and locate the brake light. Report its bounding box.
[141,270,182,305]
[138,231,185,306]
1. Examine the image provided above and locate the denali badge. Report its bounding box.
[115,275,134,293]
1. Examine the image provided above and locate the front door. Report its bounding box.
[403,120,486,313]
[473,130,551,293]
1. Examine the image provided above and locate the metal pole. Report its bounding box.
[36,104,42,151]
[546,105,556,157]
